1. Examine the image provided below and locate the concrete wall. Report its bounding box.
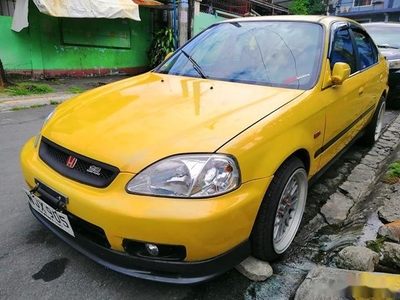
[0,16,32,74]
[0,1,153,78]
[194,12,228,35]
[193,4,229,36]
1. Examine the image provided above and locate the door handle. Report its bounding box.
[358,87,364,95]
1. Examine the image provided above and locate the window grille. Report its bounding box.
[200,0,251,16]
[0,0,16,17]
[353,0,372,7]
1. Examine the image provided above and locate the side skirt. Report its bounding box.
[309,128,366,187]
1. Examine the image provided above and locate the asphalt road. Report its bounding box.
[0,106,398,300]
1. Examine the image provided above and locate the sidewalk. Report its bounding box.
[0,75,129,112]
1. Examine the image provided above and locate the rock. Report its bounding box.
[320,193,353,226]
[294,266,353,300]
[343,150,363,161]
[295,266,400,300]
[378,197,400,223]
[312,183,329,195]
[336,246,379,272]
[235,256,273,281]
[380,242,400,269]
[294,214,327,245]
[338,180,366,201]
[346,164,375,184]
[378,221,400,243]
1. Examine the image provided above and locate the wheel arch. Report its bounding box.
[381,90,387,101]
[288,149,310,175]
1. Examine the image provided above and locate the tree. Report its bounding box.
[289,0,325,15]
[0,59,14,88]
[308,0,325,15]
[289,0,310,15]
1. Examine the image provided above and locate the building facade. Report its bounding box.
[0,0,152,78]
[334,0,400,22]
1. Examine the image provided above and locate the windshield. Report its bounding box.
[155,21,324,90]
[363,25,400,48]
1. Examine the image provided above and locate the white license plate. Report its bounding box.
[24,189,75,237]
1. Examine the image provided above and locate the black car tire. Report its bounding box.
[250,156,307,261]
[359,96,386,147]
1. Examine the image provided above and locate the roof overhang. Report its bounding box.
[250,0,289,13]
[133,0,164,7]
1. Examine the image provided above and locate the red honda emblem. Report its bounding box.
[66,155,77,168]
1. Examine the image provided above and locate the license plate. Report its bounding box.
[24,189,75,237]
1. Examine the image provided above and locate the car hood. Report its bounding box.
[379,48,400,60]
[42,73,304,173]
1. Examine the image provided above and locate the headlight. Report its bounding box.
[34,108,56,148]
[387,58,400,69]
[126,154,241,198]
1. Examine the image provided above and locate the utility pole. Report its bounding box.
[178,0,189,47]
[188,0,195,41]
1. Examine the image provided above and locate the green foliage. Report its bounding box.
[10,106,29,111]
[366,237,386,253]
[4,83,54,96]
[29,104,46,108]
[289,0,325,15]
[308,0,325,14]
[147,27,175,69]
[69,86,84,94]
[289,0,310,15]
[382,161,400,184]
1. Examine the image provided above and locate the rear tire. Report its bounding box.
[250,157,307,261]
[359,96,386,147]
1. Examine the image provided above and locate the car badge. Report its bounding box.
[87,165,102,176]
[66,155,78,168]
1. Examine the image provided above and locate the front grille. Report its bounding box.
[39,137,119,188]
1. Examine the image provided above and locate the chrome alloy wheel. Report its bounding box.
[374,101,386,142]
[273,168,307,254]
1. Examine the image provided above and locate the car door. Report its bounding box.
[351,28,382,115]
[318,24,368,169]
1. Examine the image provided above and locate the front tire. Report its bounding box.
[250,157,308,261]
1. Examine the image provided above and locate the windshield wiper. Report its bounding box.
[377,44,400,49]
[180,50,208,79]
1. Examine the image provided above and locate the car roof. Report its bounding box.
[218,15,358,26]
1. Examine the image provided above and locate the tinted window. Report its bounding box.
[156,21,324,90]
[353,31,378,69]
[330,29,357,74]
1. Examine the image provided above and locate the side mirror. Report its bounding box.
[164,52,173,61]
[331,62,350,85]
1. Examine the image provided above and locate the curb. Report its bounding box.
[0,93,75,112]
[298,110,400,243]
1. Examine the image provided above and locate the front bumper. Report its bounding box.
[388,70,400,100]
[30,205,250,283]
[21,137,272,283]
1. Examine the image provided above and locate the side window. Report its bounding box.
[353,30,378,70]
[330,29,357,74]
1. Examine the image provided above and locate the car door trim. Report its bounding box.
[314,103,375,159]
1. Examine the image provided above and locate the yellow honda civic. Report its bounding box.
[21,16,388,283]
